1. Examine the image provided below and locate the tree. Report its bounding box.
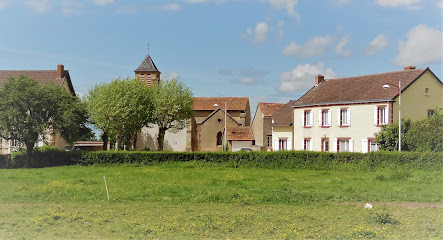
[405,108,443,152]
[0,76,90,166]
[375,119,411,151]
[150,78,194,151]
[86,77,153,150]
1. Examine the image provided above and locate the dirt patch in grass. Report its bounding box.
[339,202,443,209]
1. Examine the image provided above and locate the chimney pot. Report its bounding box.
[57,64,64,78]
[315,74,325,86]
[404,65,416,70]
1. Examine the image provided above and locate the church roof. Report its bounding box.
[193,97,249,111]
[135,54,160,72]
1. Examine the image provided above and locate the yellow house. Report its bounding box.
[271,100,296,151]
[0,65,75,154]
[251,102,284,151]
[292,66,442,153]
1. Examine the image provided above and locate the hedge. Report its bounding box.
[2,150,442,171]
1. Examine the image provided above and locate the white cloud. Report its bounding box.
[92,0,114,6]
[240,77,257,85]
[437,0,443,8]
[277,20,285,39]
[246,22,270,43]
[26,0,51,13]
[61,0,83,16]
[375,0,422,9]
[335,0,351,4]
[0,0,11,9]
[394,24,443,66]
[278,63,337,93]
[268,0,299,19]
[186,0,209,3]
[282,35,332,58]
[150,3,181,12]
[163,72,180,80]
[336,35,352,57]
[365,33,388,55]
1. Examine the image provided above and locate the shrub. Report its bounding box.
[372,212,399,225]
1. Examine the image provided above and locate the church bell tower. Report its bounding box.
[134,52,161,86]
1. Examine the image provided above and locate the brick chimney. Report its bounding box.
[315,74,325,86]
[57,64,64,78]
[404,65,416,70]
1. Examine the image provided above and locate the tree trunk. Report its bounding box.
[102,131,108,151]
[157,127,167,151]
[132,132,137,150]
[25,142,34,168]
[115,134,120,151]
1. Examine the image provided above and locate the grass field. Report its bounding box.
[0,162,442,239]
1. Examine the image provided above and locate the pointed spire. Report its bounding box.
[135,53,160,72]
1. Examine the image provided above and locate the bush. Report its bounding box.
[372,212,400,225]
[5,149,443,170]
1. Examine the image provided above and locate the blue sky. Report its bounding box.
[0,0,442,113]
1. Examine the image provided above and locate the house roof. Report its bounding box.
[272,100,296,127]
[293,68,430,108]
[227,126,254,141]
[193,97,249,111]
[135,54,160,72]
[258,102,285,117]
[0,67,75,95]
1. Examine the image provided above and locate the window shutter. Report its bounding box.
[301,139,305,150]
[333,138,338,152]
[309,139,313,151]
[361,139,368,153]
[384,105,389,124]
[309,111,313,126]
[274,140,279,151]
[327,110,331,126]
[301,111,305,126]
[318,110,322,126]
[287,139,292,150]
[349,139,354,152]
[337,109,341,125]
[346,109,351,126]
[373,107,378,125]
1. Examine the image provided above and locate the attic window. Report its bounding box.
[425,88,430,95]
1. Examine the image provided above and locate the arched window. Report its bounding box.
[216,132,223,146]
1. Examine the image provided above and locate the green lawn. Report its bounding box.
[0,163,442,239]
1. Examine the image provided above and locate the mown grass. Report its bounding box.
[0,162,442,239]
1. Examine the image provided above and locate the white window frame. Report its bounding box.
[321,138,329,152]
[319,109,331,127]
[303,138,313,151]
[337,138,353,153]
[374,105,389,126]
[337,108,350,126]
[302,110,313,127]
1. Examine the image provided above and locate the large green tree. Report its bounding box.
[150,78,194,151]
[0,76,90,166]
[405,108,443,152]
[86,77,154,150]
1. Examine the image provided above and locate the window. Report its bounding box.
[303,138,312,151]
[303,110,313,127]
[368,139,378,152]
[279,139,288,151]
[425,87,430,95]
[338,108,350,126]
[337,139,352,152]
[374,105,389,126]
[319,109,331,127]
[216,132,223,146]
[267,135,272,147]
[428,109,435,117]
[321,138,329,152]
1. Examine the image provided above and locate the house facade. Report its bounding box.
[271,100,296,151]
[0,65,75,154]
[251,102,284,151]
[292,66,442,153]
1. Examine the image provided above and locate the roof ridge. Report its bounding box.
[326,68,426,81]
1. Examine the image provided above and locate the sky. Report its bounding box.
[0,0,442,115]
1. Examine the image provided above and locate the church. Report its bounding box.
[134,52,255,152]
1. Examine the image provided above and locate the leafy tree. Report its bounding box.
[150,78,194,151]
[0,76,90,166]
[86,77,153,150]
[375,119,411,151]
[405,108,443,152]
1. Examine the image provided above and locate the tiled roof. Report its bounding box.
[272,100,296,127]
[0,68,75,94]
[258,102,285,117]
[193,97,249,111]
[227,126,254,141]
[199,108,241,125]
[135,54,160,72]
[293,68,429,107]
